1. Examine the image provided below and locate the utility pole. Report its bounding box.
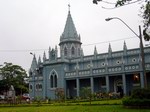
[139,25,147,88]
[105,17,147,88]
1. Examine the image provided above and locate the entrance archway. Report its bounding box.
[114,79,123,97]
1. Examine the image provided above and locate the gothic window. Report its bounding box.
[39,84,42,90]
[35,83,42,91]
[50,75,53,88]
[54,75,57,87]
[64,47,67,56]
[29,84,33,91]
[50,70,58,88]
[71,47,75,55]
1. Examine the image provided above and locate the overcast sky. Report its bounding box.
[0,0,147,72]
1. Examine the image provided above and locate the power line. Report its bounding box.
[0,36,137,52]
[83,36,137,46]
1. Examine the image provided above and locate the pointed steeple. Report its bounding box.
[94,46,98,59]
[123,41,127,55]
[59,5,82,59]
[108,43,112,57]
[123,41,127,50]
[61,8,78,39]
[38,56,41,65]
[108,43,112,53]
[55,45,58,60]
[59,7,81,44]
[94,46,98,55]
[30,54,38,70]
[49,46,51,61]
[43,51,46,62]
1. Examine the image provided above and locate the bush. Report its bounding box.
[131,88,150,99]
[122,97,150,106]
[122,88,150,107]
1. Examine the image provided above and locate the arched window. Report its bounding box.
[54,75,57,87]
[71,47,75,55]
[51,75,53,88]
[29,84,33,91]
[64,47,67,56]
[50,70,58,88]
[35,83,42,91]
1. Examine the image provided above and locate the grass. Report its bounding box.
[0,99,149,112]
[0,105,150,112]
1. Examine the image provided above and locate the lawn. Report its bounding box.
[0,105,150,112]
[0,99,149,112]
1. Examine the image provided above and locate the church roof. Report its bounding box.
[63,11,78,38]
[60,10,81,44]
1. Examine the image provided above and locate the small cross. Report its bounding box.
[68,4,70,11]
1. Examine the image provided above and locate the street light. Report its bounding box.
[105,17,147,88]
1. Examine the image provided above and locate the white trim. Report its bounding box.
[49,69,58,79]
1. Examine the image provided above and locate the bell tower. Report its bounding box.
[59,5,82,59]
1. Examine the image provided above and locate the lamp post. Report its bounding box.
[105,17,147,88]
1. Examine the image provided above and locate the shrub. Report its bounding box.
[122,97,150,106]
[122,88,150,107]
[131,88,150,99]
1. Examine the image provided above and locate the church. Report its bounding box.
[29,8,150,100]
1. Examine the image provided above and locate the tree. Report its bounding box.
[0,62,28,95]
[93,0,150,40]
[55,88,65,102]
[80,87,93,104]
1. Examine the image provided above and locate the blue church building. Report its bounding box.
[29,9,150,99]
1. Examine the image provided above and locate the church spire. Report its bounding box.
[94,46,98,55]
[30,54,37,70]
[38,56,41,65]
[123,41,127,55]
[123,41,127,50]
[108,43,112,57]
[59,5,82,59]
[59,5,81,42]
[43,51,46,62]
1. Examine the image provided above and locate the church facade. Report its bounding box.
[29,10,150,99]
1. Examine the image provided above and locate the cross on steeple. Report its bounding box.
[68,4,70,12]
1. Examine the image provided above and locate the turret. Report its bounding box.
[49,46,51,61]
[59,5,82,59]
[94,46,98,59]
[43,51,46,62]
[108,43,112,57]
[38,56,42,65]
[29,54,38,76]
[123,41,127,55]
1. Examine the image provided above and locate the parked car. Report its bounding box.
[22,93,30,100]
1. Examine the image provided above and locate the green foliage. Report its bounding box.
[0,105,150,112]
[131,88,150,99]
[80,87,92,99]
[122,97,150,107]
[80,87,93,104]
[122,88,150,107]
[55,88,65,102]
[0,62,28,95]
